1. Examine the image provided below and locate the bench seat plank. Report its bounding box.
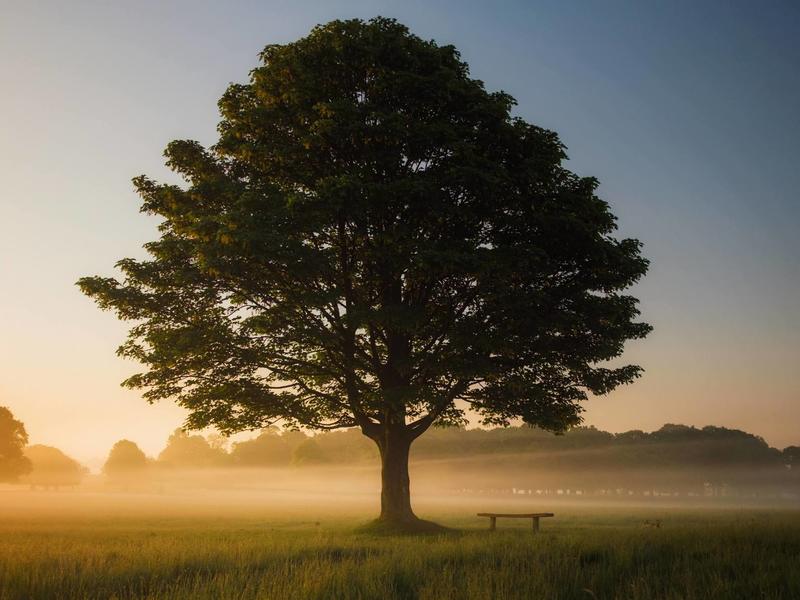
[477,513,554,518]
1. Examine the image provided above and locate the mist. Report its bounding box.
[7,432,797,524]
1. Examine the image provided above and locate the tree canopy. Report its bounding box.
[0,406,32,482]
[103,439,149,477]
[158,429,228,468]
[230,428,307,466]
[78,17,650,526]
[24,445,85,488]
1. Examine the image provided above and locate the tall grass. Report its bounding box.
[1,506,798,599]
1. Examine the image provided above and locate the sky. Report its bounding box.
[1,0,798,466]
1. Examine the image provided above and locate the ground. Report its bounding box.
[0,489,798,599]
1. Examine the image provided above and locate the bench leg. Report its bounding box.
[490,516,496,531]
[532,517,540,532]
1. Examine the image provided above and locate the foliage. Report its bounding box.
[131,422,795,496]
[229,427,305,466]
[157,429,228,468]
[312,428,378,463]
[0,406,32,483]
[78,17,651,524]
[103,439,149,477]
[411,424,785,465]
[23,445,85,488]
[403,424,797,494]
[77,17,650,439]
[153,423,789,471]
[290,438,328,466]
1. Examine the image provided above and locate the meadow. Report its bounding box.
[0,488,798,600]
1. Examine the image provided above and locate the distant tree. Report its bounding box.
[157,429,228,468]
[313,428,378,463]
[78,18,651,529]
[0,406,32,482]
[103,439,149,478]
[615,429,647,444]
[230,428,303,467]
[24,445,85,489]
[206,433,229,453]
[291,438,327,466]
[281,430,311,449]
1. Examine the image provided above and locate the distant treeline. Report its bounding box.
[98,424,799,497]
[414,424,799,468]
[14,423,800,493]
[139,424,799,469]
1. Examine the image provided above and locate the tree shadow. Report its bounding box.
[355,518,462,537]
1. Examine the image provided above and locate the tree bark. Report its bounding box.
[375,428,417,523]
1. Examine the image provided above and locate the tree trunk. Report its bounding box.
[376,428,417,523]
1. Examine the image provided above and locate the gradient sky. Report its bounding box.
[1,0,798,467]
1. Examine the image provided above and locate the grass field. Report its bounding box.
[1,490,798,599]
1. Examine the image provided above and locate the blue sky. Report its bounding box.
[1,0,798,463]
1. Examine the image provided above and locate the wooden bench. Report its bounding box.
[477,512,554,531]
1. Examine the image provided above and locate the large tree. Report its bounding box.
[79,18,650,529]
[0,406,32,482]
